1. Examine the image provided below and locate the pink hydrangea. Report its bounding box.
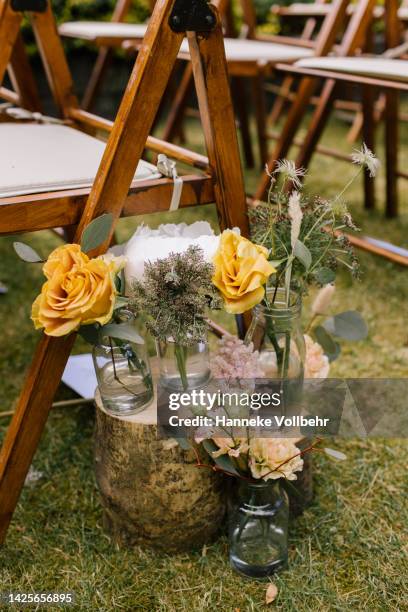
[211,335,265,382]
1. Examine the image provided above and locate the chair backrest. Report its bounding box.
[239,0,349,50]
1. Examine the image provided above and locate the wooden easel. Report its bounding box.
[0,0,248,543]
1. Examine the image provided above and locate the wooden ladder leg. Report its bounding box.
[254,76,318,201]
[295,78,337,172]
[188,22,248,234]
[0,0,184,544]
[231,76,255,169]
[82,46,113,112]
[0,1,22,83]
[362,83,375,210]
[384,90,399,218]
[268,74,294,125]
[8,33,42,111]
[252,72,268,169]
[161,62,194,143]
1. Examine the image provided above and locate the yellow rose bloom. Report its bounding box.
[32,246,122,337]
[43,243,89,279]
[212,230,275,314]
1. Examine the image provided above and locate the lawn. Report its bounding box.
[0,108,407,611]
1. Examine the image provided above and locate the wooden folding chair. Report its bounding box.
[255,0,376,201]
[126,0,352,169]
[58,0,156,111]
[270,0,407,222]
[0,0,248,543]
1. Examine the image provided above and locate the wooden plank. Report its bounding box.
[0,0,22,84]
[0,176,215,235]
[31,3,79,117]
[188,23,249,234]
[8,33,42,111]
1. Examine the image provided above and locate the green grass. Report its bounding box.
[0,113,407,611]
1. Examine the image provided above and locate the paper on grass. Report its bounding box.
[62,353,97,399]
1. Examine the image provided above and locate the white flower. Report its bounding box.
[288,191,303,249]
[123,221,221,289]
[311,284,335,316]
[212,437,249,458]
[304,334,330,379]
[274,159,306,189]
[249,438,303,481]
[351,143,380,178]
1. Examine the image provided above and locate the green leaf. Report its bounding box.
[315,267,336,285]
[323,311,368,341]
[313,325,341,362]
[294,240,312,270]
[80,213,114,253]
[78,324,101,346]
[202,440,240,476]
[269,259,285,269]
[176,437,191,451]
[113,296,129,310]
[13,242,43,263]
[101,322,144,345]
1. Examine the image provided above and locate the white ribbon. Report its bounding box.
[157,153,183,212]
[2,106,65,124]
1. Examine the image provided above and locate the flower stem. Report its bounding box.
[175,343,189,391]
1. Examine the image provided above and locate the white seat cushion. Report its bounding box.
[59,21,148,41]
[180,38,314,64]
[296,57,408,83]
[0,124,161,198]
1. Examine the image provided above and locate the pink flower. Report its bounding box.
[211,335,264,381]
[249,438,303,481]
[304,334,330,379]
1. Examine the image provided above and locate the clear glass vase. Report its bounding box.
[245,288,305,396]
[92,316,153,417]
[156,336,211,392]
[228,479,289,578]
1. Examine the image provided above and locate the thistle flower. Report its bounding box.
[351,144,380,178]
[129,246,221,345]
[274,159,306,189]
[288,191,303,249]
[311,284,335,316]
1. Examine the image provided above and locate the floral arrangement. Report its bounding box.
[14,215,153,403]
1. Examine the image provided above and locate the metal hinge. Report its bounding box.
[169,0,216,33]
[11,0,47,12]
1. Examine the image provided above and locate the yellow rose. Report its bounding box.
[43,243,89,279]
[212,230,275,314]
[32,246,121,337]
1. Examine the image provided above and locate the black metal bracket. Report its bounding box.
[169,0,216,33]
[11,0,47,12]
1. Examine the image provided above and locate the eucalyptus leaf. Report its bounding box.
[202,440,240,476]
[313,325,341,362]
[176,437,192,451]
[323,311,368,341]
[80,213,114,253]
[13,242,43,263]
[78,324,101,346]
[315,267,336,285]
[294,240,312,270]
[269,259,285,269]
[113,296,130,310]
[101,322,144,345]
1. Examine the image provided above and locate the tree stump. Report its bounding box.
[94,390,226,553]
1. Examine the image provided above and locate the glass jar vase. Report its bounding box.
[228,479,289,578]
[156,336,211,392]
[92,316,153,417]
[245,288,305,384]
